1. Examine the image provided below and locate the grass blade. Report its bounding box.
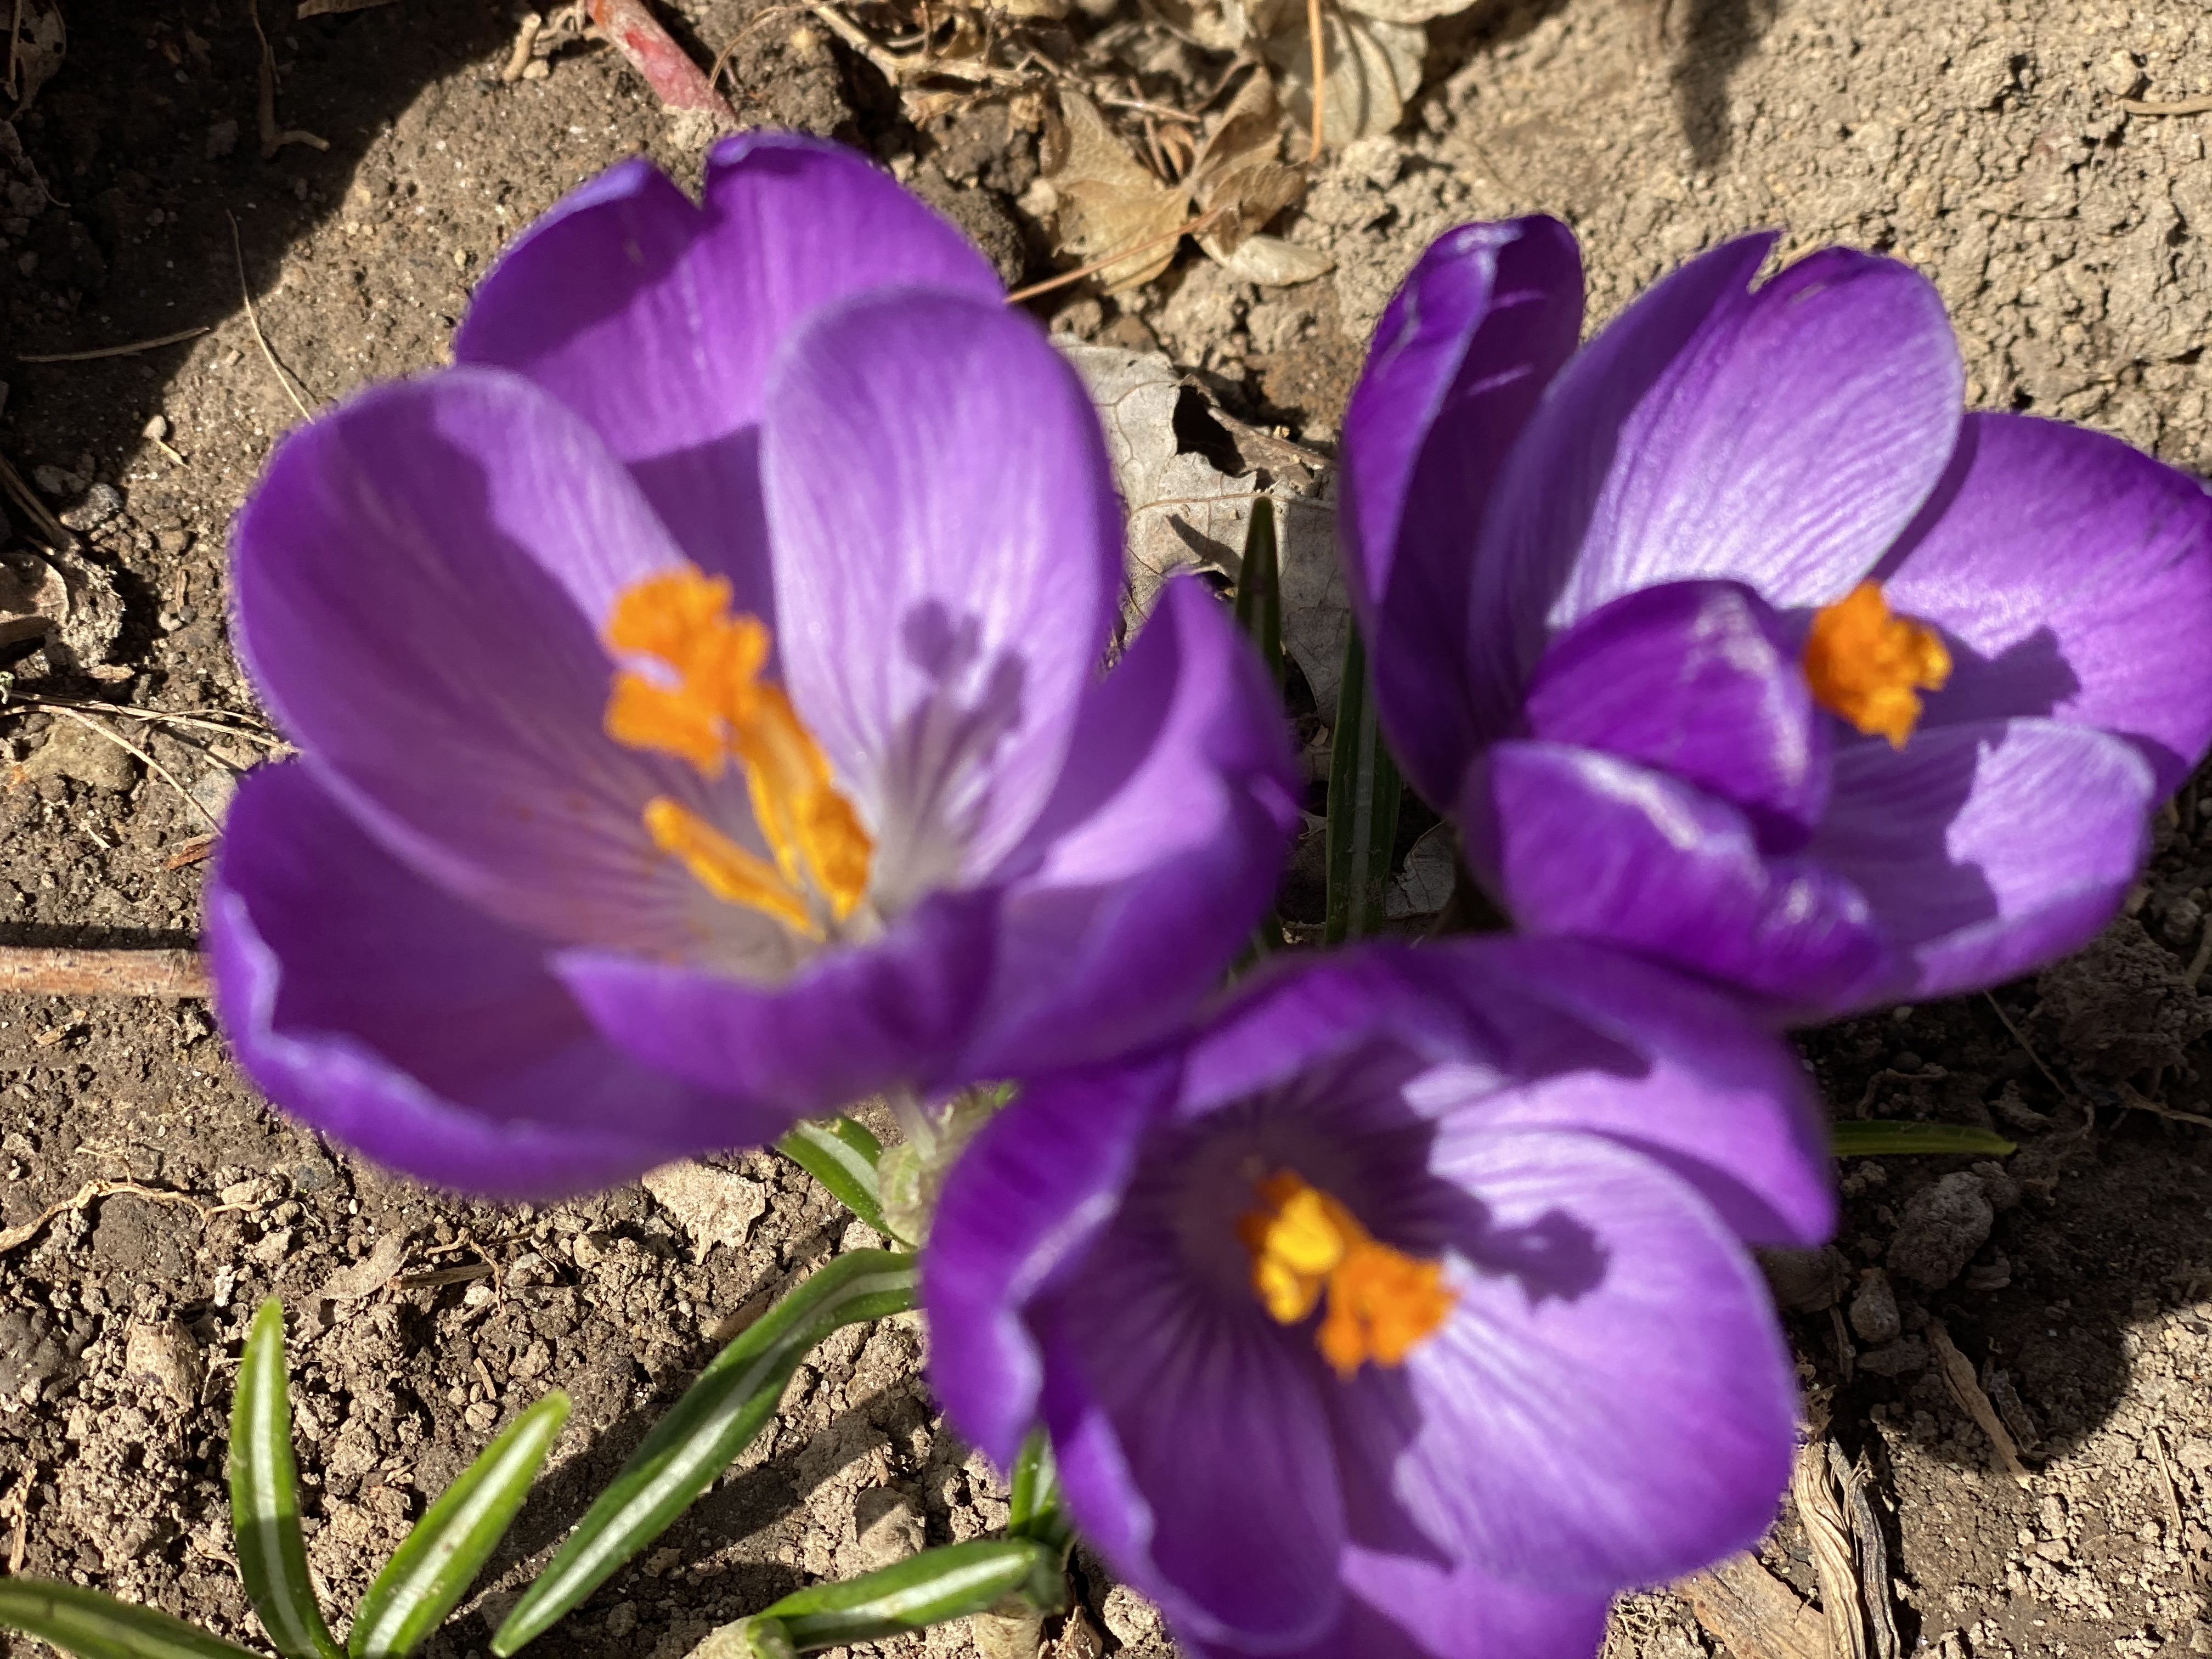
[767,1540,1065,1651]
[1324,624,1402,945]
[348,1391,571,1659]
[1830,1122,2017,1158]
[0,1581,264,1659]
[229,1299,343,1659]
[776,1116,894,1243]
[493,1250,916,1655]
[1233,498,1283,689]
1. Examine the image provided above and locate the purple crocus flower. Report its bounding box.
[207,134,1297,1198]
[924,939,1832,1659]
[1342,220,2212,1018]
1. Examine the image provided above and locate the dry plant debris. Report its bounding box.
[1678,1552,1829,1659]
[3,0,63,111]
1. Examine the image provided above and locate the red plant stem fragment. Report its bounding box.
[589,0,737,121]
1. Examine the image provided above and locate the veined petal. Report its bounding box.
[1340,217,1584,801]
[762,290,1121,900]
[1334,1129,1795,1593]
[1811,718,2154,1002]
[230,365,790,968]
[1878,411,2212,791]
[456,135,999,614]
[1461,740,1894,1015]
[207,765,771,1199]
[1473,239,1961,700]
[964,578,1299,1077]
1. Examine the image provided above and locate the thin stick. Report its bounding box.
[46,705,222,832]
[18,326,209,364]
[1981,990,2073,1109]
[2117,1084,2212,1132]
[0,1176,213,1255]
[1005,206,1223,304]
[0,948,208,1001]
[589,0,738,119]
[227,211,313,421]
[1305,0,1327,162]
[0,450,70,548]
[2123,93,2212,115]
[6,694,286,749]
[1927,1319,2033,1485]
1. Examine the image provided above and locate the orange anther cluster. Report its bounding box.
[603,566,871,932]
[1237,1170,1455,1376]
[1802,580,1952,748]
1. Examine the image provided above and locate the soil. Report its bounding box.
[0,1,2210,1658]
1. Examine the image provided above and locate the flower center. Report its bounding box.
[1801,580,1951,748]
[603,565,872,936]
[1236,1169,1454,1376]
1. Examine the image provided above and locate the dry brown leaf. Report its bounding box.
[1186,72,1331,282]
[7,0,65,112]
[1046,88,1190,292]
[1216,232,1335,285]
[1266,3,1424,143]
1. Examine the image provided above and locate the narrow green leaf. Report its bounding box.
[1324,625,1402,945]
[766,1540,1065,1651]
[229,1299,343,1659]
[493,1251,917,1656]
[1005,1431,1070,1553]
[0,1581,263,1659]
[348,1390,571,1659]
[776,1117,895,1243]
[1233,498,1284,690]
[1830,1121,2017,1158]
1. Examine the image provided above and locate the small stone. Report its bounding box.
[1760,1245,1850,1313]
[1850,1267,1902,1342]
[124,1317,204,1409]
[58,482,122,532]
[1887,1171,1995,1289]
[2098,49,2145,99]
[22,720,138,792]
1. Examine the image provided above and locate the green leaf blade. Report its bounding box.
[492,1250,916,1656]
[1830,1121,2017,1158]
[766,1540,1064,1651]
[1324,625,1402,946]
[1233,498,1284,690]
[347,1390,571,1659]
[0,1581,264,1659]
[229,1299,343,1659]
[776,1117,894,1242]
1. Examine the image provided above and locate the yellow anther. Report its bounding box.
[1237,1170,1454,1376]
[604,565,872,929]
[1802,581,1951,748]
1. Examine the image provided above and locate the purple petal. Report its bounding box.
[1525,579,1827,843]
[1878,411,2212,792]
[456,136,998,612]
[761,290,1121,900]
[552,884,1001,1110]
[208,765,772,1199]
[1039,1259,1346,1650]
[1811,718,2154,1001]
[922,1059,1177,1467]
[1423,938,1834,1248]
[1474,240,1961,703]
[231,366,788,966]
[1340,217,1584,802]
[1461,740,1894,1014]
[1334,1128,1796,1594]
[962,578,1299,1077]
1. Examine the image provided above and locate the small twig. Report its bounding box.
[1304,0,1327,162]
[247,0,329,156]
[0,947,208,1000]
[227,211,314,421]
[18,326,209,365]
[500,9,542,81]
[1005,205,1224,303]
[6,694,286,749]
[2123,93,2212,115]
[46,704,221,832]
[1982,991,2076,1115]
[0,450,71,549]
[1927,1319,2033,1485]
[589,0,737,119]
[2115,1082,2212,1132]
[804,0,1022,87]
[2151,1425,2187,1534]
[0,1177,213,1255]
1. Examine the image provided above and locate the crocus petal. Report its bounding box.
[962,577,1299,1077]
[455,134,999,612]
[1462,741,1894,1013]
[1474,240,1961,699]
[1423,938,1834,1248]
[1877,411,2212,792]
[1811,718,2154,1002]
[552,884,1001,1113]
[207,765,768,1199]
[231,366,789,968]
[922,1058,1178,1466]
[1524,579,1827,842]
[1039,1263,1346,1649]
[1335,1128,1795,1594]
[761,289,1121,899]
[1340,217,1584,800]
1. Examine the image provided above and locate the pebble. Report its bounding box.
[22,721,139,792]
[1850,1266,1903,1342]
[58,482,123,532]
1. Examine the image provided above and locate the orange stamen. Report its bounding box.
[1802,581,1951,748]
[603,566,872,927]
[1238,1170,1454,1376]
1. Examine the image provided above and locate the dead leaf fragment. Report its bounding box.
[320,1231,409,1302]
[1266,4,1424,143]
[1047,88,1190,292]
[5,0,65,112]
[642,1162,769,1262]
